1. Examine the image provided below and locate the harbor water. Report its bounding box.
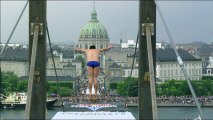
[1,106,213,119]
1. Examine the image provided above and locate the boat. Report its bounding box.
[0,92,57,109]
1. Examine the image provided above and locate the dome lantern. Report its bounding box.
[91,7,98,22]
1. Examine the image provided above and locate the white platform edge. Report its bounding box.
[51,112,136,120]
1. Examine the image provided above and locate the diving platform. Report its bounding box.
[51,112,136,120]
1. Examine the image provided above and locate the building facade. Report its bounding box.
[202,56,213,77]
[0,47,29,77]
[156,48,202,82]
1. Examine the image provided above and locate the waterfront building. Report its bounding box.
[105,51,128,67]
[156,48,202,82]
[46,49,81,77]
[121,40,138,49]
[107,63,122,78]
[46,56,76,77]
[0,47,29,77]
[0,42,204,83]
[121,40,138,52]
[202,56,213,77]
[106,47,202,81]
[0,46,81,78]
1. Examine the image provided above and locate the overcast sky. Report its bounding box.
[1,1,213,45]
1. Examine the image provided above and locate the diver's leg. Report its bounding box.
[87,67,94,100]
[93,67,99,100]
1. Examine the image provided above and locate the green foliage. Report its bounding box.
[110,82,118,89]
[47,86,58,95]
[48,82,73,89]
[117,82,127,96]
[157,80,213,96]
[3,71,212,97]
[17,80,28,92]
[58,87,73,97]
[47,85,72,97]
[1,71,74,97]
[117,77,138,97]
[115,78,213,97]
[202,76,213,80]
[47,82,73,96]
[2,72,19,94]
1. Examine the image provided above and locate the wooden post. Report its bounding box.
[0,67,2,95]
[25,0,47,119]
[138,0,157,119]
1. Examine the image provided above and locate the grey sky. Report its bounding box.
[1,1,213,45]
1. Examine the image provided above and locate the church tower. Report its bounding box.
[77,5,110,49]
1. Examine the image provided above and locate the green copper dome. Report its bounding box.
[79,8,109,40]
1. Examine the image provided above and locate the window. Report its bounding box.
[92,29,96,38]
[122,71,125,76]
[180,70,182,75]
[135,70,138,77]
[207,69,211,74]
[192,69,195,74]
[168,70,170,76]
[116,71,119,77]
[99,30,103,38]
[100,44,103,49]
[160,70,163,77]
[111,71,114,76]
[128,71,131,76]
[171,70,173,76]
[164,70,166,76]
[86,29,89,38]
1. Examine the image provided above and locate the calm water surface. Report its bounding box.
[1,107,213,119]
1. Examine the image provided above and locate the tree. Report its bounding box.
[202,76,213,80]
[110,82,118,90]
[2,72,19,94]
[117,82,127,96]
[202,79,212,95]
[58,87,72,96]
[156,79,213,96]
[17,80,28,92]
[117,77,138,97]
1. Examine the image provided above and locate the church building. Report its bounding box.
[77,6,110,49]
